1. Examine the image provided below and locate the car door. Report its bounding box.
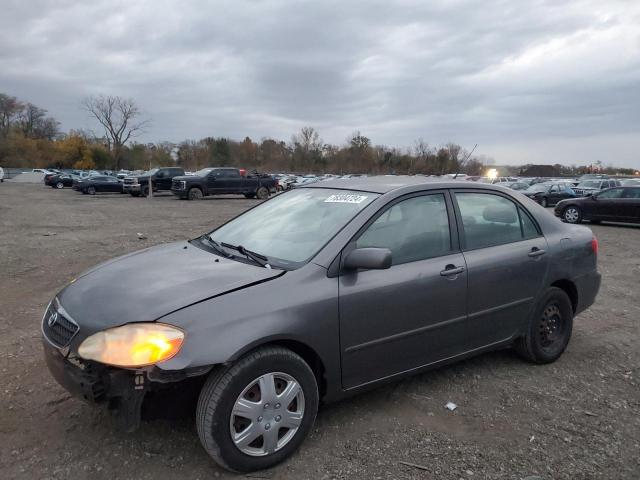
[339,191,468,389]
[621,188,640,222]
[591,188,625,220]
[207,170,225,193]
[222,169,243,193]
[452,191,549,349]
[548,184,561,204]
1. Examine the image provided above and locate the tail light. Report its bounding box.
[591,237,598,256]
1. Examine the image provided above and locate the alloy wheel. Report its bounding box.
[229,372,305,457]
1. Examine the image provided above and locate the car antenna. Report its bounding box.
[454,144,478,179]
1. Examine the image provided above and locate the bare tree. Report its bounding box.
[82,95,149,169]
[0,93,23,137]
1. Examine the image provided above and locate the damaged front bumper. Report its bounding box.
[42,340,212,431]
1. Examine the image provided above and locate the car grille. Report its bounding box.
[124,177,137,185]
[574,188,596,197]
[42,302,80,348]
[172,179,186,190]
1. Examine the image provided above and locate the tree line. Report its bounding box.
[0,92,635,176]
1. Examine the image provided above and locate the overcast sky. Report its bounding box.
[2,0,639,167]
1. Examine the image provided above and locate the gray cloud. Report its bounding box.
[1,0,639,167]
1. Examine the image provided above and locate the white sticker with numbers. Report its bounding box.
[324,194,368,204]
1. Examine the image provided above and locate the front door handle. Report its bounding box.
[528,247,546,258]
[440,265,465,276]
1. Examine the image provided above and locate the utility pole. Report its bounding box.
[148,150,153,199]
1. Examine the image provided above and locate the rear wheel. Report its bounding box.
[188,187,203,200]
[256,186,269,200]
[562,206,582,224]
[515,287,573,364]
[56,182,64,189]
[196,346,318,472]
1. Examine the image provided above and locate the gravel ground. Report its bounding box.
[1,183,639,480]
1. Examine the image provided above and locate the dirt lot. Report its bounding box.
[1,183,638,480]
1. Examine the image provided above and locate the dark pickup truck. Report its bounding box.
[171,167,278,200]
[123,167,185,197]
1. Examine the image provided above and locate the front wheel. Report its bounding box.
[56,182,64,189]
[196,346,319,472]
[562,206,582,224]
[188,187,203,200]
[514,287,573,364]
[87,186,96,195]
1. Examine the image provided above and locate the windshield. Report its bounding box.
[195,168,214,176]
[578,180,601,188]
[525,183,550,193]
[209,188,379,268]
[143,168,159,176]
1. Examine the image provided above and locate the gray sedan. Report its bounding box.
[42,177,601,472]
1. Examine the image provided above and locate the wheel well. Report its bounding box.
[551,279,578,313]
[262,340,327,401]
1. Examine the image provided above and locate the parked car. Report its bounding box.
[522,181,576,207]
[47,173,78,189]
[620,178,640,187]
[572,179,621,197]
[73,175,124,195]
[555,186,640,224]
[505,181,530,191]
[123,167,185,197]
[171,167,278,200]
[0,166,4,182]
[42,178,599,472]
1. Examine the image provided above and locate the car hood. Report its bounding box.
[57,241,283,334]
[172,175,197,182]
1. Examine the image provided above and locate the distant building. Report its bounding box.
[520,165,561,177]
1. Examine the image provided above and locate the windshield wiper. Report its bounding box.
[199,235,232,258]
[220,242,271,268]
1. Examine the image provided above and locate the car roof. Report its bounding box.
[304,176,511,194]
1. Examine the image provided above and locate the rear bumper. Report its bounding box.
[574,271,601,315]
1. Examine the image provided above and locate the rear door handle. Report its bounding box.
[440,265,465,276]
[528,247,546,258]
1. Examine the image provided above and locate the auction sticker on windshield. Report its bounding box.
[324,194,368,204]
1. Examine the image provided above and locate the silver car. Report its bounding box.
[42,177,600,472]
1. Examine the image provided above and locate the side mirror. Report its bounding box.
[343,247,392,271]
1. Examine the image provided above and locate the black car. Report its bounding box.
[73,175,124,195]
[171,167,278,200]
[123,167,185,197]
[522,181,576,207]
[47,173,78,189]
[555,186,640,224]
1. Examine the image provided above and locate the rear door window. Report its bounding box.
[454,192,540,250]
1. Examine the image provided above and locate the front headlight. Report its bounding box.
[78,323,184,367]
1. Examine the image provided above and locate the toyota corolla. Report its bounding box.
[42,177,600,472]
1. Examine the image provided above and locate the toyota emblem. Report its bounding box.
[47,311,58,328]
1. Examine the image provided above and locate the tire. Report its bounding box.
[130,192,140,197]
[141,186,149,197]
[87,186,96,195]
[56,182,64,189]
[514,287,574,364]
[196,346,319,473]
[256,186,269,200]
[540,197,548,208]
[188,187,203,200]
[562,205,582,224]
